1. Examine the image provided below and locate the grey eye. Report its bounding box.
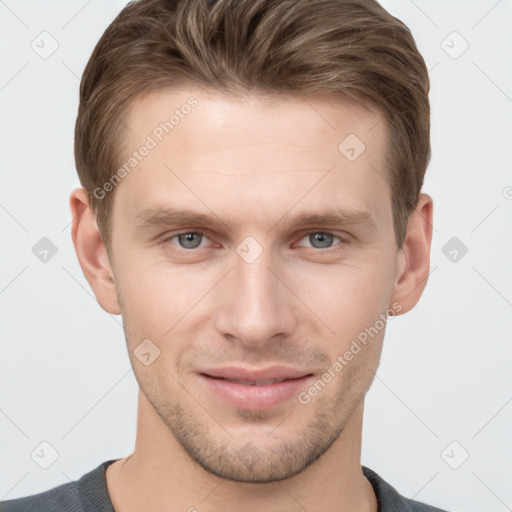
[177,232,203,249]
[309,232,335,249]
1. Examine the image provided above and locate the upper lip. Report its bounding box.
[200,365,313,382]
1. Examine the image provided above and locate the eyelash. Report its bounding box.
[159,230,347,253]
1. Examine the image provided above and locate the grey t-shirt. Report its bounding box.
[0,460,449,511]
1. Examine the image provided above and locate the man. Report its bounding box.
[1,0,449,510]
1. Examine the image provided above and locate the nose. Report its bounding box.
[213,245,298,349]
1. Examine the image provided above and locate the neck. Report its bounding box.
[106,390,377,512]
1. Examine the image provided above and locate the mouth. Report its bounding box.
[205,377,294,386]
[198,366,314,411]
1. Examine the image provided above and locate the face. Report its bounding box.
[106,88,402,482]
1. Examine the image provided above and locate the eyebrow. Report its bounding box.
[134,205,375,232]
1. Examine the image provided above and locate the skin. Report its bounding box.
[70,88,433,512]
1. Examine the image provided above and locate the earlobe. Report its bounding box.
[389,193,434,315]
[69,187,121,315]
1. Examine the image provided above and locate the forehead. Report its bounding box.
[112,87,391,231]
[125,88,385,156]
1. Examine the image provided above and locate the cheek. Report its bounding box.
[294,259,392,329]
[116,241,395,342]
[116,257,215,335]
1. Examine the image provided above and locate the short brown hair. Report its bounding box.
[75,0,430,253]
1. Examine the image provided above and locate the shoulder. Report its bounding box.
[0,480,81,512]
[0,460,116,512]
[362,466,451,512]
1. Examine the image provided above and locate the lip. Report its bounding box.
[198,366,314,411]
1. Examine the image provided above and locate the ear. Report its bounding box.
[69,187,121,315]
[389,193,434,315]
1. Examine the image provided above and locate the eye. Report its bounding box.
[296,232,344,250]
[163,231,209,250]
[160,230,346,252]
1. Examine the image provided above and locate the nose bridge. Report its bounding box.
[214,241,296,345]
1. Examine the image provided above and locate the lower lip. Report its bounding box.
[199,374,313,411]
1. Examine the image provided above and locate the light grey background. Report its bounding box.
[1,1,511,510]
